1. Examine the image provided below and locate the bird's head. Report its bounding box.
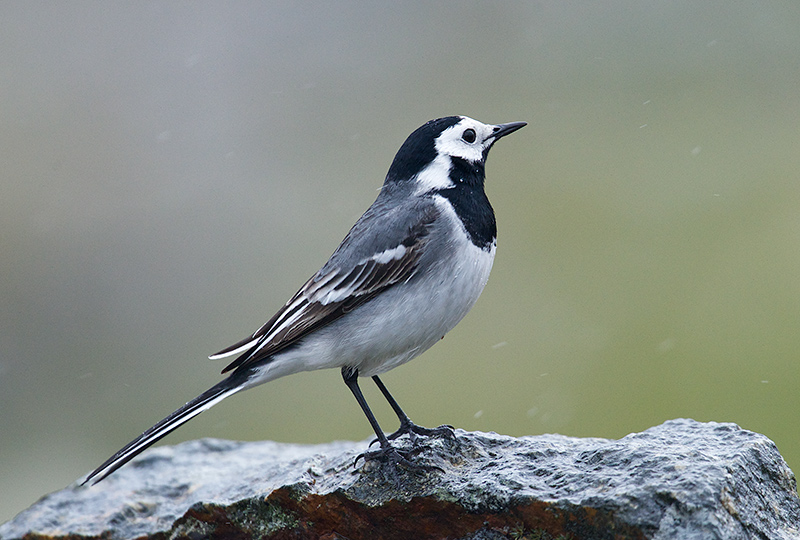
[384,116,526,192]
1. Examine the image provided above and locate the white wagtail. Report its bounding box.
[83,116,526,484]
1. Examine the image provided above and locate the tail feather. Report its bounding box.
[82,376,245,485]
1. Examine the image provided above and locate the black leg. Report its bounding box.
[371,375,413,428]
[342,368,433,471]
[372,375,455,442]
[342,368,391,450]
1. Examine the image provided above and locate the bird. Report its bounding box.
[82,115,526,485]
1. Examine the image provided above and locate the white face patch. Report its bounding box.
[413,152,455,194]
[434,116,500,163]
[413,116,503,195]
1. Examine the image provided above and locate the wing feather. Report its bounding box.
[214,208,436,374]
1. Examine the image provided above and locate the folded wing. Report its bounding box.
[211,208,437,374]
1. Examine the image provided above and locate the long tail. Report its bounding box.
[82,373,248,485]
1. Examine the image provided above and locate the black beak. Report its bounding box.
[491,121,527,140]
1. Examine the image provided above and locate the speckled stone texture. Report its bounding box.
[2,419,798,540]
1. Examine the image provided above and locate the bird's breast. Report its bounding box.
[256,196,497,380]
[344,198,496,375]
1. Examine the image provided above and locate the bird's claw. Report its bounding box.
[390,422,455,441]
[368,421,456,448]
[354,444,442,474]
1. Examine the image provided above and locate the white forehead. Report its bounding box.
[434,116,496,163]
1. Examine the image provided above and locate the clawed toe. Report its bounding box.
[388,421,456,443]
[367,423,456,448]
[407,423,455,440]
[354,445,442,473]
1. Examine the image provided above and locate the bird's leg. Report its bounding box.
[371,375,455,444]
[342,367,421,469]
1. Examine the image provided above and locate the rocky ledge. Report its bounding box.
[1,419,798,540]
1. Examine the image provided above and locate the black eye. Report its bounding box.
[462,128,476,143]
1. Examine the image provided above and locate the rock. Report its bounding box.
[1,419,798,540]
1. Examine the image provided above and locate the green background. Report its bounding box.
[2,2,799,523]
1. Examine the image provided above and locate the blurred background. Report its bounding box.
[2,2,799,522]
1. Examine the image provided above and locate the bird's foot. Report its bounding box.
[354,444,442,474]
[368,421,457,449]
[388,421,455,443]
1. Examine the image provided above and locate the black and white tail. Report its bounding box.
[82,375,246,485]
